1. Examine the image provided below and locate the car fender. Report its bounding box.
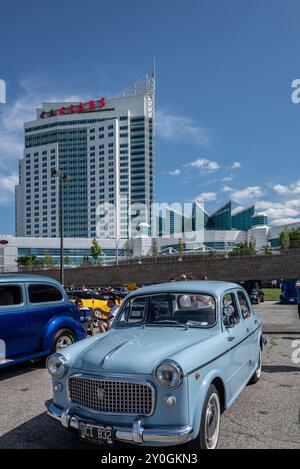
[257,329,263,350]
[188,368,228,437]
[42,315,87,352]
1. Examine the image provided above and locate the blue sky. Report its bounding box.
[0,0,300,234]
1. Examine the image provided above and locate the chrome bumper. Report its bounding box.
[46,402,194,445]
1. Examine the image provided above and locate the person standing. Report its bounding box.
[271,279,277,288]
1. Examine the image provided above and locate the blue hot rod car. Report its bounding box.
[0,274,87,368]
[46,281,263,449]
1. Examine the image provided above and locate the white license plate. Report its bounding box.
[79,421,113,444]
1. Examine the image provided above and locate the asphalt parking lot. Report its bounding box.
[0,301,299,450]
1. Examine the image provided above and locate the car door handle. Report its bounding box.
[227,335,235,342]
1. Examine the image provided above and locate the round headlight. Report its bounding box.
[47,353,68,378]
[155,360,183,388]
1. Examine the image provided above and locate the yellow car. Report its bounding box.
[67,290,123,319]
[124,283,138,292]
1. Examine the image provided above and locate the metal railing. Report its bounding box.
[0,247,290,273]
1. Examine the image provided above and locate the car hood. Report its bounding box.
[71,326,216,375]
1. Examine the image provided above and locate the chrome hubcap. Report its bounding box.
[205,393,220,449]
[56,336,73,351]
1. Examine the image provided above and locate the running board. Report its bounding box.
[0,359,14,365]
[0,350,49,369]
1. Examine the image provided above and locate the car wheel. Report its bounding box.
[188,384,221,449]
[249,349,262,384]
[52,329,75,353]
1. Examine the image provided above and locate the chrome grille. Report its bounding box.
[68,376,154,416]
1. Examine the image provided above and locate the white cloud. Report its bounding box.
[231,161,241,170]
[0,173,18,205]
[186,158,220,171]
[231,186,264,204]
[0,75,84,206]
[273,180,300,195]
[196,192,217,202]
[256,199,300,220]
[156,110,210,146]
[168,169,181,176]
[232,206,246,215]
[221,185,235,192]
[222,174,234,182]
[270,217,300,227]
[272,184,289,194]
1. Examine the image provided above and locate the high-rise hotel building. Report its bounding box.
[15,74,155,239]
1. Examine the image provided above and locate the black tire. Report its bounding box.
[249,349,262,384]
[188,384,221,449]
[52,328,76,353]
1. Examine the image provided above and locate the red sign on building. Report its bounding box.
[40,98,106,119]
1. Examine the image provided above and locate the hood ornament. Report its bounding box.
[97,388,105,400]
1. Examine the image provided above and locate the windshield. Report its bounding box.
[115,293,216,328]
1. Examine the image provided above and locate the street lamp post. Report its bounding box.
[116,236,119,266]
[51,169,71,286]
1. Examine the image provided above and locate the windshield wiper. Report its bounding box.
[151,319,188,329]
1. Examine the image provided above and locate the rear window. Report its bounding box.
[28,284,63,303]
[237,291,251,319]
[0,285,23,307]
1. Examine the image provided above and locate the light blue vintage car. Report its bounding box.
[46,281,263,449]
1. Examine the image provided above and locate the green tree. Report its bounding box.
[289,228,300,248]
[124,240,132,258]
[289,228,300,241]
[81,255,91,267]
[230,241,257,257]
[43,251,54,267]
[90,238,102,265]
[262,244,272,255]
[15,255,41,270]
[64,255,72,266]
[151,239,159,259]
[178,238,184,258]
[279,228,290,252]
[249,235,256,254]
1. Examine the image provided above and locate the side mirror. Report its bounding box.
[223,305,235,328]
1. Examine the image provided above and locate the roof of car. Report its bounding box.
[127,280,242,297]
[0,274,61,285]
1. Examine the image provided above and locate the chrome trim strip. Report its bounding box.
[67,373,156,417]
[99,340,130,369]
[186,322,262,375]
